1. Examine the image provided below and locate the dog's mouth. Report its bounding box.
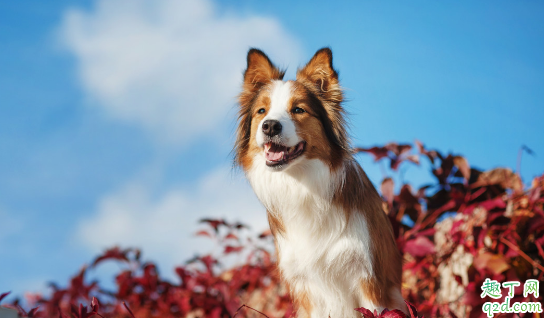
[264,141,306,167]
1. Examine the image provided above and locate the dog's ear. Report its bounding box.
[241,49,284,99]
[297,48,348,154]
[296,47,342,104]
[236,49,284,168]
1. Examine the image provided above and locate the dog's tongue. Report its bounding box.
[265,143,284,161]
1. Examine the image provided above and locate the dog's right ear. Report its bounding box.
[235,49,283,169]
[241,49,285,100]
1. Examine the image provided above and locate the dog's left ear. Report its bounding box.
[297,48,348,153]
[241,49,285,99]
[296,47,342,104]
[236,49,284,168]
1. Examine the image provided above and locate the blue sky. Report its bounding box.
[1,0,543,300]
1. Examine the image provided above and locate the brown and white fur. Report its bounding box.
[234,48,406,318]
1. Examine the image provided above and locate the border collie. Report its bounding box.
[234,48,406,318]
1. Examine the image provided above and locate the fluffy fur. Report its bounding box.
[235,48,406,318]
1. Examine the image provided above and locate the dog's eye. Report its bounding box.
[293,107,305,114]
[258,108,266,114]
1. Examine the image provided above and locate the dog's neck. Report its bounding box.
[247,157,348,225]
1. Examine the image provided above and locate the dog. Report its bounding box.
[234,48,406,318]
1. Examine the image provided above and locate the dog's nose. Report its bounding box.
[262,120,282,137]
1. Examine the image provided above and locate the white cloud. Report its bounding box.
[59,0,301,145]
[76,167,268,268]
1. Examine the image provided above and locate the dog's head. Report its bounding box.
[235,48,350,172]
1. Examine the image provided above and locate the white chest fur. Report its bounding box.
[247,158,379,318]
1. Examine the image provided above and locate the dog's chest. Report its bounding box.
[247,158,374,281]
[276,205,373,281]
[247,159,378,317]
[274,195,375,318]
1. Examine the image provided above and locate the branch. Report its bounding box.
[499,237,544,272]
[233,304,270,318]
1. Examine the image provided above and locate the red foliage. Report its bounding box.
[362,141,543,318]
[355,301,423,318]
[1,219,289,318]
[1,141,543,318]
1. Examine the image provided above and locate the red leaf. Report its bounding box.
[453,156,471,180]
[536,241,544,260]
[473,252,509,275]
[404,301,420,318]
[381,309,407,318]
[232,222,249,230]
[92,246,130,267]
[0,291,10,304]
[479,197,506,212]
[356,146,390,161]
[198,255,218,272]
[224,245,244,254]
[16,305,28,317]
[386,143,412,157]
[391,154,419,171]
[90,297,99,313]
[381,178,395,205]
[417,228,436,237]
[195,230,213,238]
[200,218,226,233]
[258,230,272,239]
[27,307,40,317]
[123,302,136,318]
[398,185,419,205]
[403,236,435,257]
[405,154,420,165]
[527,216,544,233]
[454,275,463,285]
[58,307,70,318]
[355,306,376,317]
[415,140,441,164]
[225,233,238,240]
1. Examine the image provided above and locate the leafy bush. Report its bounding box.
[1,141,542,318]
[358,141,543,318]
